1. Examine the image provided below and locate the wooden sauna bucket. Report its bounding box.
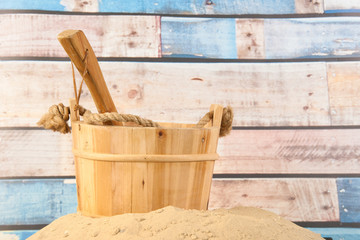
[71,105,223,217]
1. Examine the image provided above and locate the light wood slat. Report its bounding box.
[0,14,161,58]
[59,0,99,12]
[215,129,360,174]
[309,228,360,240]
[324,0,360,12]
[327,62,360,125]
[0,61,330,127]
[209,178,339,222]
[0,0,323,14]
[0,130,74,177]
[3,128,360,178]
[295,0,324,14]
[337,178,360,223]
[0,230,37,240]
[0,178,340,225]
[235,19,265,59]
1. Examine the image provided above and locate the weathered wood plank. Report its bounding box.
[0,14,161,57]
[209,178,339,222]
[3,128,360,178]
[295,0,324,14]
[337,178,360,223]
[0,0,65,11]
[216,129,360,174]
[0,61,330,127]
[3,128,360,177]
[0,179,77,225]
[327,62,360,125]
[0,130,74,177]
[324,0,360,13]
[163,17,360,59]
[0,0,322,14]
[100,0,320,14]
[3,15,359,59]
[235,19,265,59]
[161,17,237,58]
[0,230,37,240]
[263,17,360,59]
[309,228,360,240]
[0,178,339,225]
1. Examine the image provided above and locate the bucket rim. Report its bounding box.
[72,121,220,131]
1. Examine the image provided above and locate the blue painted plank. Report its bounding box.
[337,178,360,223]
[326,9,360,13]
[162,17,360,59]
[0,179,77,225]
[0,0,297,14]
[161,17,237,59]
[308,228,360,240]
[0,230,37,240]
[99,0,296,15]
[0,0,65,11]
[264,17,360,59]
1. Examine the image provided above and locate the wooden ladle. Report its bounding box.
[58,29,121,125]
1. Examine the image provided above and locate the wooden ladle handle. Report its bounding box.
[58,30,117,115]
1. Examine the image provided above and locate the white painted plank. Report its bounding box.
[0,61,330,127]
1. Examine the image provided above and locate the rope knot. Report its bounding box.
[37,103,71,134]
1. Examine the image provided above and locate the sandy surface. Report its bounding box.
[28,206,324,240]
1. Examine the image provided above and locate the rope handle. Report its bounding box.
[37,104,233,137]
[37,55,233,136]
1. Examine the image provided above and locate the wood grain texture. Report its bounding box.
[100,0,299,14]
[235,19,265,59]
[215,129,360,174]
[0,178,341,225]
[0,230,37,240]
[337,178,360,223]
[1,0,322,14]
[263,17,360,59]
[324,0,360,13]
[327,62,360,125]
[209,178,339,222]
[295,0,324,14]
[0,130,74,177]
[161,17,237,58]
[0,179,77,225]
[162,16,360,59]
[309,228,360,240]
[0,14,161,57]
[0,61,330,127]
[57,30,119,117]
[71,120,219,216]
[3,15,360,59]
[3,128,360,178]
[116,16,360,59]
[0,0,65,11]
[60,0,99,12]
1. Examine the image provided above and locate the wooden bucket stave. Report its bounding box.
[71,105,223,217]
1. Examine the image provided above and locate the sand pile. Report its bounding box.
[29,206,324,240]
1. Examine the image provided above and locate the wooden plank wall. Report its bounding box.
[1,1,360,239]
